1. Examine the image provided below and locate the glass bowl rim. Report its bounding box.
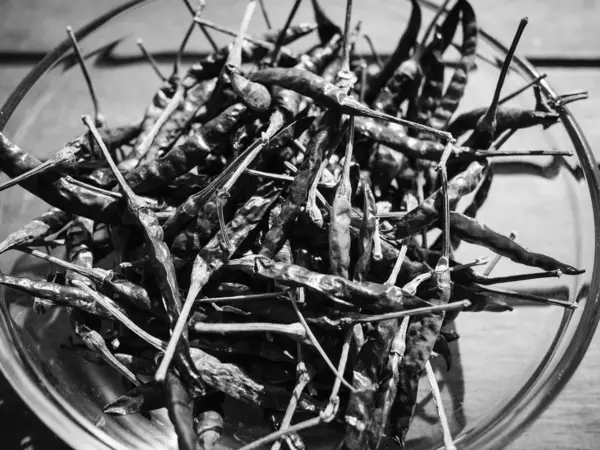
[0,1,599,449]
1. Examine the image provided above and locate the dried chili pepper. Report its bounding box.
[391,256,451,446]
[16,247,154,311]
[427,0,478,134]
[0,273,127,319]
[0,132,126,223]
[84,115,205,393]
[365,0,421,104]
[248,68,451,140]
[392,161,485,240]
[155,182,282,381]
[260,111,341,258]
[0,123,139,192]
[447,211,583,274]
[194,392,225,450]
[353,181,377,282]
[227,255,427,313]
[123,102,249,194]
[103,382,165,416]
[189,348,321,412]
[165,369,197,450]
[0,208,71,254]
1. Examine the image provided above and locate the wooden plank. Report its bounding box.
[0,0,599,57]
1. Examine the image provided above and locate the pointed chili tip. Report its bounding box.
[227,67,272,113]
[102,405,126,416]
[310,0,341,43]
[564,266,585,276]
[0,242,11,255]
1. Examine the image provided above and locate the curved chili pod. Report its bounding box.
[0,132,126,224]
[189,348,321,412]
[365,0,421,104]
[0,207,71,254]
[448,106,559,138]
[310,0,341,44]
[65,216,95,284]
[136,78,217,166]
[392,161,485,239]
[103,382,165,416]
[123,103,249,194]
[260,110,341,258]
[165,370,197,450]
[227,254,427,313]
[391,258,451,446]
[353,182,377,282]
[343,319,402,450]
[225,65,272,113]
[0,273,127,319]
[448,211,584,274]
[428,0,478,133]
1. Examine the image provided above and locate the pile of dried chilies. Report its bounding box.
[0,0,586,449]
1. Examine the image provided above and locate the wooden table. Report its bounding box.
[0,1,599,448]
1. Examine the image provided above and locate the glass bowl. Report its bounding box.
[1,1,599,449]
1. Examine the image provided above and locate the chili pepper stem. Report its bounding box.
[17,246,100,282]
[450,256,489,272]
[477,149,573,158]
[325,328,353,413]
[182,0,217,51]
[386,241,408,285]
[156,278,205,382]
[136,39,167,82]
[499,73,547,105]
[81,329,141,386]
[477,270,561,285]
[484,231,517,275]
[477,18,529,138]
[271,344,313,450]
[289,292,357,393]
[216,190,234,251]
[172,9,202,80]
[239,416,322,450]
[228,0,258,68]
[476,285,577,309]
[372,218,383,260]
[195,18,276,52]
[193,322,309,344]
[0,157,63,193]
[257,0,272,29]
[340,0,354,75]
[197,291,288,304]
[269,0,302,66]
[425,360,456,450]
[358,61,368,102]
[72,280,167,351]
[409,0,452,66]
[66,26,104,127]
[363,35,382,68]
[134,84,185,163]
[346,301,470,324]
[82,116,136,198]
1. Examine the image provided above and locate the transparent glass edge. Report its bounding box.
[448,27,600,450]
[0,1,598,450]
[0,1,153,449]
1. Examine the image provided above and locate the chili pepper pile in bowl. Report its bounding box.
[0,0,598,449]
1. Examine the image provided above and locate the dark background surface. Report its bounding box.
[1,1,600,449]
